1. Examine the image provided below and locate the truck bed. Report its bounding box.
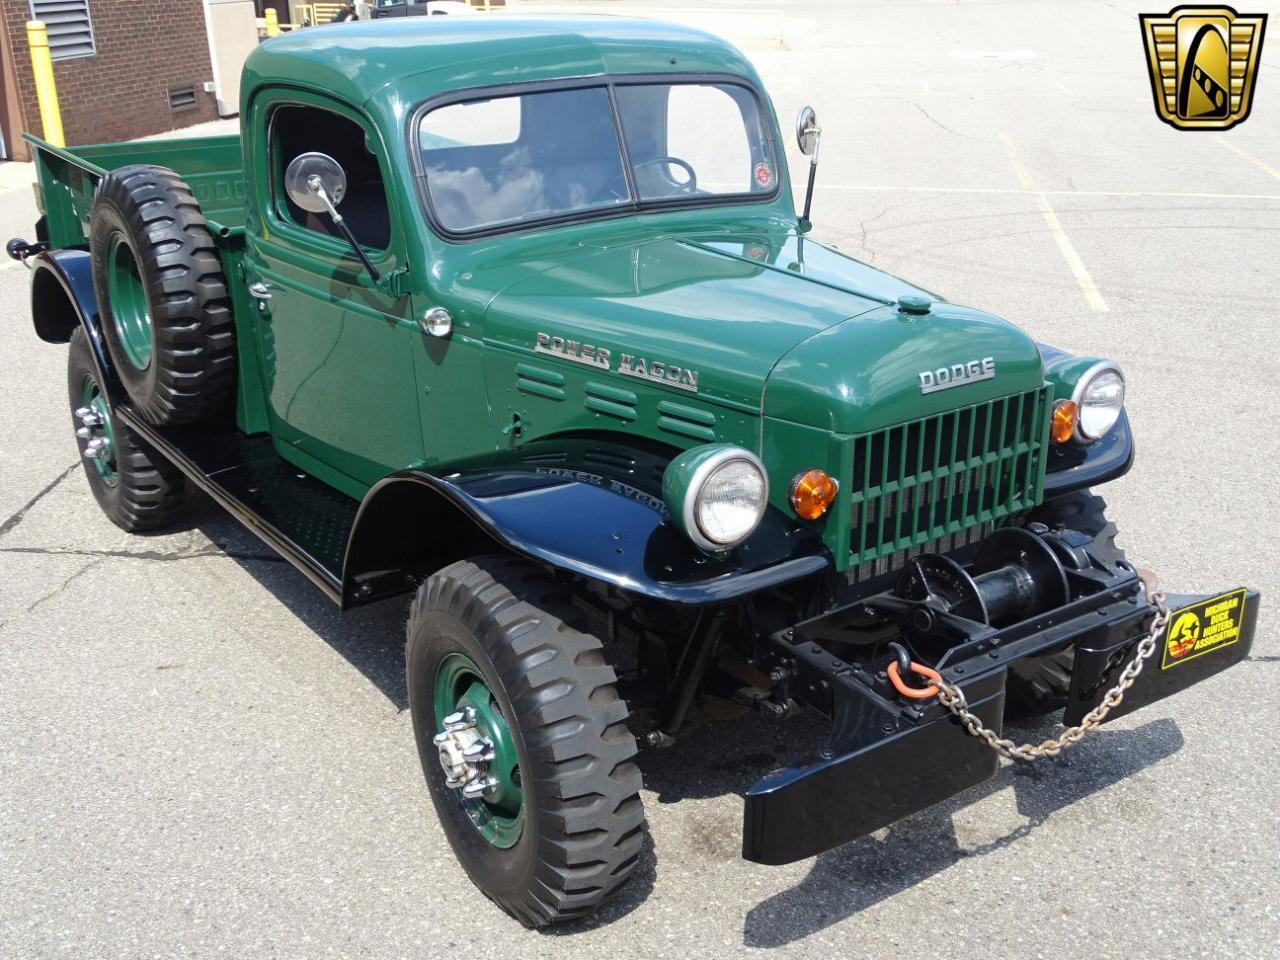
[26,134,246,249]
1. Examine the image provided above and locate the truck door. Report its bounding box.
[244,95,423,496]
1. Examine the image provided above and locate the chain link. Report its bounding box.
[927,584,1172,762]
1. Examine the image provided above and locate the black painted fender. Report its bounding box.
[342,439,831,609]
[28,248,122,401]
[1044,410,1135,496]
[1038,341,1136,495]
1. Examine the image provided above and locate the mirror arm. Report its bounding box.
[799,127,821,233]
[308,177,382,285]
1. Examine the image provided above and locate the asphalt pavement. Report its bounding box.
[2,1,1278,957]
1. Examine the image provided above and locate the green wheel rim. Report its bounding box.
[106,233,153,371]
[80,374,118,487]
[434,652,525,848]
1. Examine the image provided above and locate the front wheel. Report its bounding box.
[406,558,647,927]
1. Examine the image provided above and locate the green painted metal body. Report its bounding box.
[26,16,1115,577]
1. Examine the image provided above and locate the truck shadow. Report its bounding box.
[740,716,1184,948]
[190,495,412,708]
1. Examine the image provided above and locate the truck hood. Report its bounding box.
[764,301,1046,435]
[482,228,1041,424]
[482,230,926,409]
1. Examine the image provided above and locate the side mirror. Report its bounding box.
[796,106,820,157]
[794,106,822,232]
[283,152,381,284]
[285,151,348,214]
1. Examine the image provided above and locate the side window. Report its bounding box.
[272,105,392,250]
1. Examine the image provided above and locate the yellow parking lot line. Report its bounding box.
[1053,81,1075,96]
[999,132,1109,313]
[1214,136,1280,182]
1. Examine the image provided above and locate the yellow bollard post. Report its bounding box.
[264,7,281,36]
[26,21,65,148]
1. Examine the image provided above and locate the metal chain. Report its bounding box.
[927,585,1172,762]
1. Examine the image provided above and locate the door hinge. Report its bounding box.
[376,267,411,299]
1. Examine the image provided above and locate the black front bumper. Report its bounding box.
[742,585,1260,866]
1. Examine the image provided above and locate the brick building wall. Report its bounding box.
[0,0,220,155]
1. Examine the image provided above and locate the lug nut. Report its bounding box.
[442,707,477,732]
[461,775,498,799]
[83,437,111,460]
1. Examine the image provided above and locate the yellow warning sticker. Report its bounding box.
[1161,589,1248,670]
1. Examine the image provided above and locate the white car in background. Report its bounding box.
[368,0,477,17]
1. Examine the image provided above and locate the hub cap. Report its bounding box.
[106,233,153,371]
[433,653,523,847]
[75,376,117,487]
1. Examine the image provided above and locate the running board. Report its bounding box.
[116,407,357,604]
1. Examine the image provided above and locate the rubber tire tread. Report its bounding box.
[1006,491,1127,719]
[90,164,235,426]
[406,557,646,928]
[67,327,185,531]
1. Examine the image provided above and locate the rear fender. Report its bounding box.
[29,249,121,400]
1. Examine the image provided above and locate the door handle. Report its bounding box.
[248,282,272,301]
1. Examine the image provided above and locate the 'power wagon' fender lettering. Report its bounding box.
[533,331,700,393]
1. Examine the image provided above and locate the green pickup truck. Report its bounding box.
[8,16,1259,928]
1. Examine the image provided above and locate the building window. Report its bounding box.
[28,0,96,60]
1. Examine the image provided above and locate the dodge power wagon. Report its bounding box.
[7,16,1260,927]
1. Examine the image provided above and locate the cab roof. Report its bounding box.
[242,15,758,109]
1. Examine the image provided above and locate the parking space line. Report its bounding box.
[1214,136,1280,182]
[999,132,1108,313]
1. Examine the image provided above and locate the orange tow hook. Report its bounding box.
[886,659,943,700]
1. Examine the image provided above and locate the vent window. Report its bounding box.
[167,84,197,113]
[28,0,96,60]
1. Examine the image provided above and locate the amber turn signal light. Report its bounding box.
[1051,399,1078,444]
[790,468,839,520]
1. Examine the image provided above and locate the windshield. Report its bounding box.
[416,80,777,235]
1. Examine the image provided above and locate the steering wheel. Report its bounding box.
[596,156,698,202]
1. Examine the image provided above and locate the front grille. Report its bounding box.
[847,385,1050,567]
[845,523,996,585]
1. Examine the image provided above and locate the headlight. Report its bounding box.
[663,445,769,551]
[1072,362,1125,441]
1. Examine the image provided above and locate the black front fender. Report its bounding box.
[1044,409,1134,495]
[342,440,830,609]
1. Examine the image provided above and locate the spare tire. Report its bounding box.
[90,165,235,426]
